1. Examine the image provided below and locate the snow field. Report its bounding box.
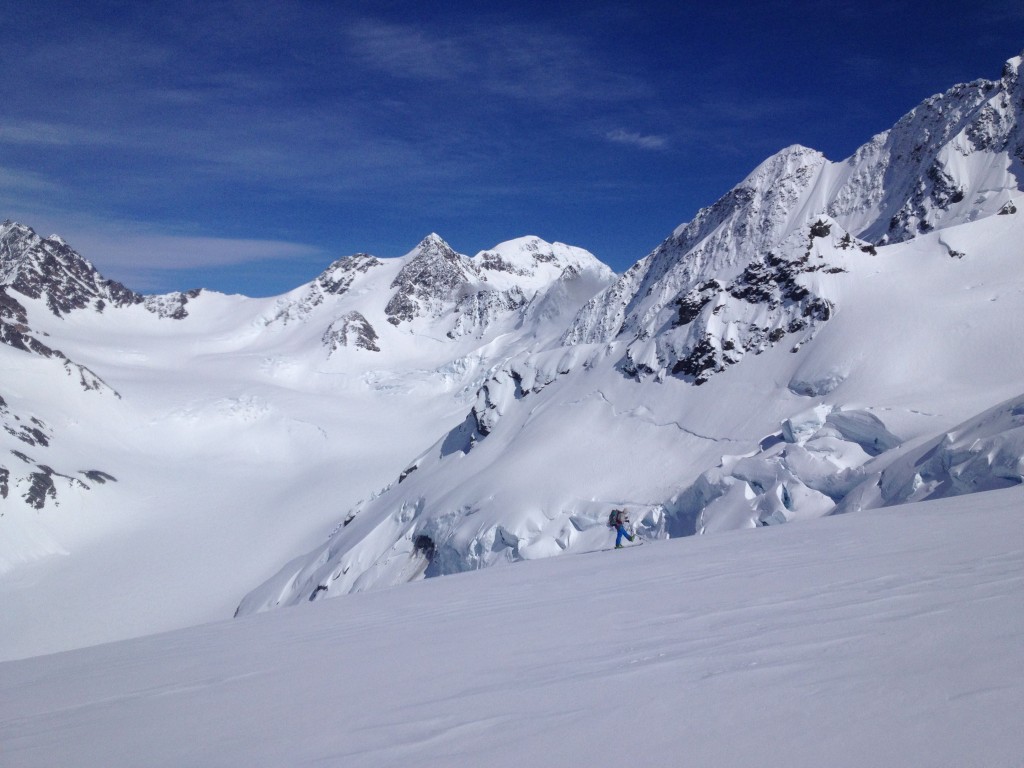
[1,486,1022,768]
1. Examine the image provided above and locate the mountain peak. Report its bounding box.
[1002,50,1022,82]
[0,220,141,316]
[385,235,474,325]
[473,236,611,282]
[740,144,827,187]
[409,232,456,257]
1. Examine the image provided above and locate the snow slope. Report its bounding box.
[0,230,613,660]
[240,190,1024,615]
[2,488,1022,767]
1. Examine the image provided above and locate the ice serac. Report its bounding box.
[835,393,1024,514]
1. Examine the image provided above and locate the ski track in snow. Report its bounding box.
[584,388,747,443]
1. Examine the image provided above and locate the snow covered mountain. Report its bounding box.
[2,52,1024,658]
[237,51,1024,615]
[567,50,1023,382]
[0,227,612,659]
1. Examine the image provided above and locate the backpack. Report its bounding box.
[608,509,627,527]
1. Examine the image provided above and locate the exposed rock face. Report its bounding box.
[3,413,51,448]
[0,221,141,316]
[16,463,115,510]
[0,220,205,321]
[447,287,527,339]
[0,227,126,511]
[322,311,380,354]
[832,55,1024,243]
[0,286,120,396]
[1,397,117,509]
[385,234,475,326]
[382,234,614,340]
[565,144,833,350]
[603,212,857,384]
[317,254,382,296]
[24,467,61,510]
[143,288,203,319]
[266,254,383,327]
[624,219,852,384]
[0,287,36,352]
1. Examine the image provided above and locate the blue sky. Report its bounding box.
[2,1,1022,296]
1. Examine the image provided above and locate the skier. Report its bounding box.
[608,508,636,548]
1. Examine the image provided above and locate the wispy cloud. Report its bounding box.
[73,232,323,271]
[0,120,113,147]
[0,166,61,193]
[344,19,473,81]
[0,5,664,218]
[605,129,668,150]
[70,230,325,294]
[343,17,649,106]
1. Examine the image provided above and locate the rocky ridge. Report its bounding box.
[563,53,1023,385]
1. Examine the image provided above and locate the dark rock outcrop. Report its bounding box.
[322,311,380,354]
[0,221,142,316]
